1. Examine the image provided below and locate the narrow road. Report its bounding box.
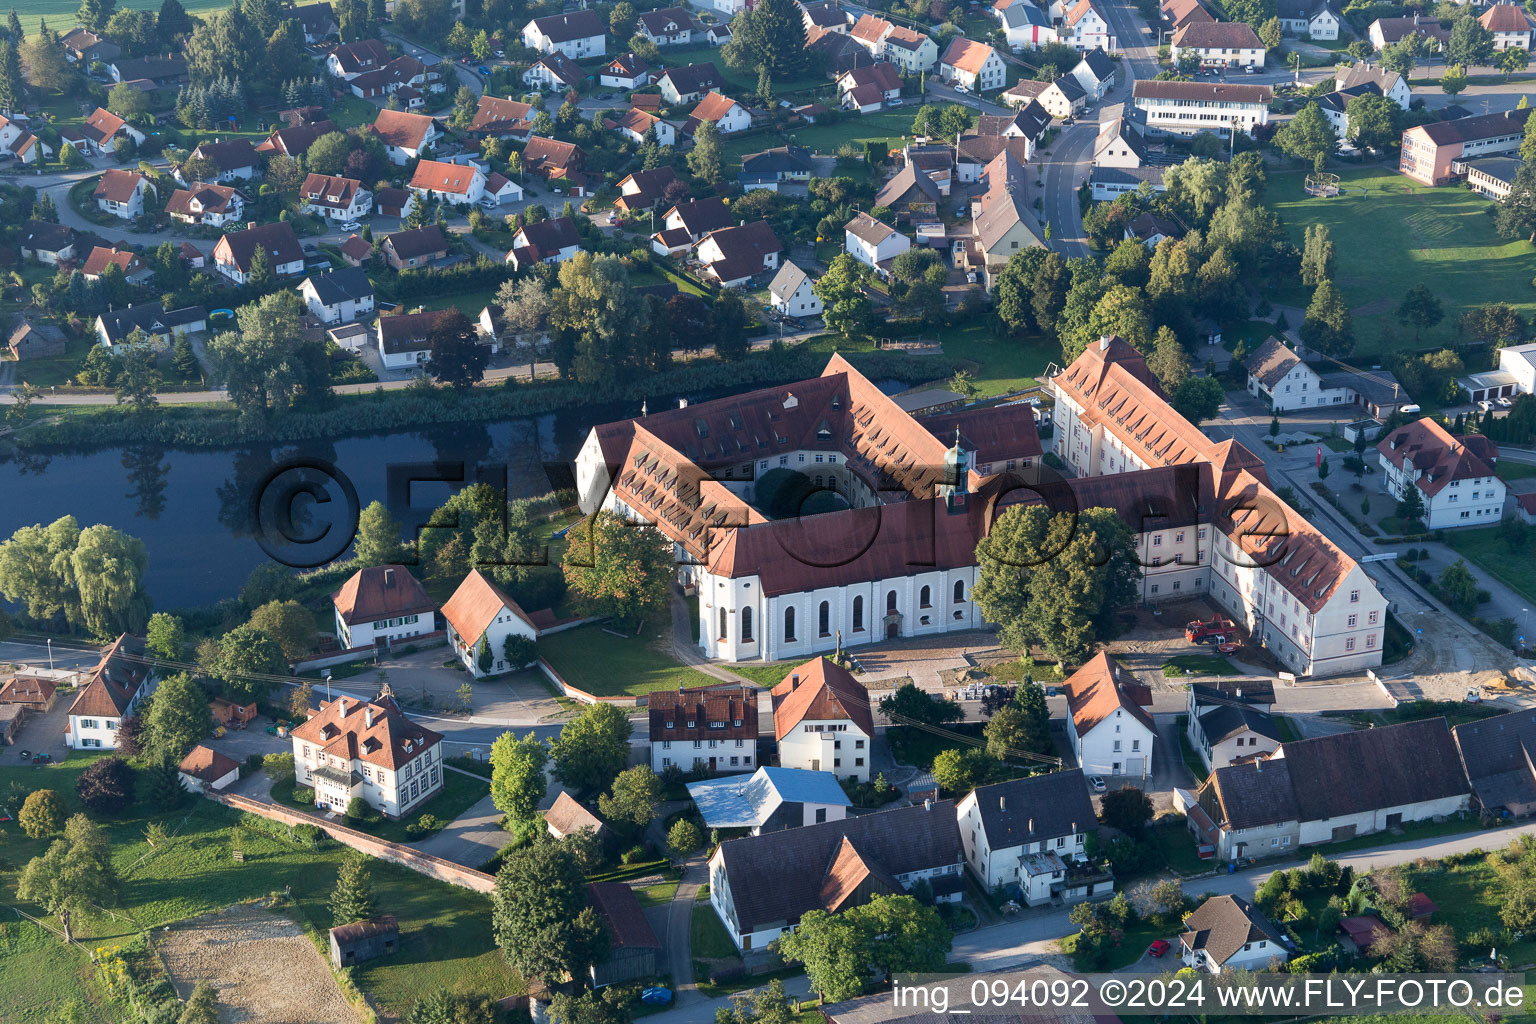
[664,857,709,1004]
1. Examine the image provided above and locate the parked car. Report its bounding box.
[1467,688,1482,703]
[1216,641,1239,654]
[890,97,904,106]
[1148,939,1171,958]
[339,220,361,231]
[954,83,970,93]
[1480,400,1494,412]
[1089,775,1107,793]
[1498,396,1513,408]
[477,65,490,75]
[1045,686,1059,697]
[1244,63,1260,73]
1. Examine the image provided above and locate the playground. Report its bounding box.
[1269,167,1536,355]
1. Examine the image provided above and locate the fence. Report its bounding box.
[536,658,645,707]
[207,792,495,894]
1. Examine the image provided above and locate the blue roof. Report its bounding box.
[687,767,851,827]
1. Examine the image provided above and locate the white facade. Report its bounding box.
[845,224,911,269]
[1067,706,1156,778]
[1170,40,1265,68]
[302,187,373,223]
[300,279,375,326]
[1133,91,1269,135]
[1065,4,1113,49]
[771,274,822,317]
[777,718,872,782]
[521,19,605,58]
[1183,932,1288,973]
[410,165,486,206]
[335,607,429,649]
[96,177,150,219]
[293,724,443,818]
[956,798,1089,897]
[651,737,755,773]
[1378,452,1507,529]
[942,48,1007,92]
[446,602,537,679]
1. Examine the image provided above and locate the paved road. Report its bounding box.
[408,785,510,869]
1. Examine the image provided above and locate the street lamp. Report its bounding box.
[46,638,53,671]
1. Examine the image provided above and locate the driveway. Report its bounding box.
[5,699,72,764]
[409,787,512,869]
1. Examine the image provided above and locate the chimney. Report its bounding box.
[999,796,1006,811]
[365,706,375,728]
[1028,816,1034,833]
[790,673,800,690]
[924,798,933,811]
[384,568,396,588]
[679,397,689,409]
[1236,687,1242,699]
[247,221,256,230]
[1255,757,1262,772]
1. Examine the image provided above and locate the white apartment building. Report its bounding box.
[290,693,445,818]
[1131,79,1272,136]
[1376,417,1507,530]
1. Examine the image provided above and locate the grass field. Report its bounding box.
[1268,168,1536,357]
[938,322,1063,397]
[1445,524,1536,606]
[1403,852,1536,966]
[270,766,490,844]
[10,0,227,38]
[1498,461,1536,481]
[538,623,717,696]
[0,754,519,1020]
[1161,654,1237,677]
[690,900,740,961]
[0,919,130,1024]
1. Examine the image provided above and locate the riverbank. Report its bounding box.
[7,348,958,452]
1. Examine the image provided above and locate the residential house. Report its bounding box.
[1132,79,1272,136]
[959,150,1044,288]
[1458,341,1536,404]
[62,28,121,65]
[6,314,64,361]
[340,234,375,267]
[1063,652,1156,778]
[1094,116,1150,168]
[331,564,436,649]
[600,53,651,90]
[1000,76,1084,119]
[409,159,486,206]
[0,115,50,165]
[844,212,910,276]
[505,216,583,270]
[1318,82,1385,141]
[707,800,965,952]
[522,11,607,58]
[739,145,814,191]
[1335,64,1411,111]
[178,746,241,793]
[1244,336,1352,410]
[608,108,677,147]
[941,38,1006,92]
[521,136,588,191]
[371,109,438,165]
[374,187,417,219]
[469,95,534,139]
[696,220,782,288]
[523,52,585,92]
[1180,895,1290,973]
[482,172,522,205]
[376,310,441,369]
[649,685,759,773]
[20,220,77,265]
[300,266,376,326]
[1376,417,1507,529]
[77,107,144,155]
[770,261,823,318]
[998,2,1058,49]
[1453,707,1536,818]
[956,770,1106,905]
[546,791,609,839]
[65,635,158,750]
[1368,14,1451,50]
[882,25,939,73]
[183,138,261,182]
[1187,717,1471,861]
[876,160,946,215]
[255,119,339,160]
[1187,691,1281,773]
[381,225,449,271]
[294,2,339,42]
[1000,77,1050,108]
[657,63,725,105]
[770,658,874,782]
[808,27,876,74]
[1400,108,1532,186]
[106,55,185,87]
[587,883,662,988]
[1276,0,1340,39]
[1170,21,1265,68]
[94,302,208,351]
[212,221,305,285]
[291,692,445,817]
[93,169,152,219]
[850,13,896,56]
[801,1,851,35]
[441,568,539,677]
[1071,48,1118,100]
[638,7,697,45]
[1480,2,1535,49]
[689,767,851,834]
[1063,0,1114,50]
[299,173,373,223]
[614,167,681,213]
[164,181,243,227]
[81,246,151,284]
[706,23,733,45]
[686,92,752,135]
[837,63,903,112]
[0,675,58,711]
[328,39,391,79]
[661,196,734,241]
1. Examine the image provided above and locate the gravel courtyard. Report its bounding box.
[159,903,360,1024]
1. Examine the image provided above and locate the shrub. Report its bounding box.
[294,786,315,804]
[621,844,650,865]
[345,796,373,822]
[19,789,66,838]
[77,757,136,815]
[405,813,445,838]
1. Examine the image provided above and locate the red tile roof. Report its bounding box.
[649,686,759,742]
[409,159,480,196]
[93,168,145,204]
[941,37,996,75]
[332,565,437,626]
[1063,652,1155,735]
[370,109,435,150]
[441,569,535,643]
[771,658,874,739]
[82,246,145,278]
[1376,417,1498,498]
[179,744,241,783]
[290,693,442,771]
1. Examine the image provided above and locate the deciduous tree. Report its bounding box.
[18,789,65,838]
[561,511,671,632]
[247,600,318,660]
[425,309,489,390]
[549,702,632,795]
[75,757,134,814]
[489,730,549,825]
[201,625,285,702]
[17,814,117,942]
[598,765,662,833]
[140,671,212,761]
[491,840,592,984]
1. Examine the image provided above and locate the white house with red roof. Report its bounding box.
[441,569,539,677]
[370,109,438,165]
[1376,418,1507,530]
[93,169,153,219]
[940,38,1006,92]
[65,635,158,750]
[1062,653,1156,777]
[409,159,486,205]
[290,690,445,817]
[686,92,752,135]
[1480,2,1535,50]
[771,658,874,781]
[1063,0,1114,50]
[0,115,51,165]
[331,565,439,649]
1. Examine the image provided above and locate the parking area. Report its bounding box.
[5,700,72,764]
[327,649,564,722]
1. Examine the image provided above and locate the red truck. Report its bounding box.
[1185,617,1236,644]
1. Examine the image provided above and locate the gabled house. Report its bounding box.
[1244,336,1351,410]
[1181,895,1290,973]
[506,216,583,270]
[546,791,608,839]
[637,7,697,45]
[600,53,652,90]
[770,261,823,318]
[1187,692,1280,774]
[770,658,873,782]
[6,315,65,361]
[808,27,875,74]
[523,51,585,92]
[1071,48,1117,100]
[469,95,534,139]
[1480,2,1535,50]
[1334,63,1410,109]
[882,25,939,73]
[482,172,523,205]
[660,196,734,242]
[212,221,305,285]
[876,160,945,216]
[1063,0,1114,50]
[300,266,376,325]
[844,212,910,276]
[960,150,1044,288]
[657,62,725,105]
[0,115,51,165]
[707,800,965,952]
[686,92,752,135]
[106,55,185,87]
[291,692,445,817]
[522,11,606,58]
[1003,76,1083,120]
[331,564,436,649]
[93,169,152,219]
[956,770,1106,905]
[66,635,158,750]
[696,220,782,288]
[648,685,759,773]
[1171,21,1265,68]
[81,246,152,284]
[328,39,391,79]
[299,173,372,222]
[183,138,261,182]
[375,310,440,370]
[1276,0,1340,39]
[739,145,813,191]
[608,108,677,146]
[1377,417,1506,529]
[1368,14,1451,51]
[1063,652,1155,777]
[370,109,438,165]
[255,119,339,159]
[614,166,681,213]
[690,767,851,833]
[586,883,662,988]
[178,745,241,793]
[940,38,1006,92]
[441,568,540,677]
[381,225,449,271]
[837,63,903,112]
[340,234,375,266]
[294,2,339,42]
[164,181,244,227]
[1094,116,1150,168]
[521,136,588,191]
[1453,707,1536,818]
[997,1,1058,49]
[62,28,121,65]
[409,159,486,206]
[800,1,850,36]
[20,220,77,265]
[94,302,207,351]
[78,106,144,154]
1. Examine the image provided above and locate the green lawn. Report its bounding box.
[269,767,488,844]
[538,624,717,696]
[1160,654,1237,677]
[1147,820,1211,877]
[1174,716,1208,785]
[1403,853,1536,966]
[1445,525,1536,606]
[724,661,800,688]
[690,900,741,961]
[0,755,519,1020]
[10,0,226,37]
[938,322,1063,398]
[887,722,984,771]
[1499,461,1536,481]
[3,327,95,389]
[1267,168,1536,356]
[636,879,680,907]
[0,918,131,1024]
[1061,915,1166,969]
